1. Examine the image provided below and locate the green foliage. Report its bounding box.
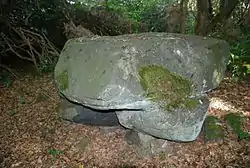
[48,148,63,157]
[186,13,196,34]
[38,56,59,74]
[93,0,173,33]
[107,0,160,22]
[141,3,167,32]
[228,34,250,81]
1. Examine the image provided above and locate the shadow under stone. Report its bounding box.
[72,104,120,126]
[58,97,121,127]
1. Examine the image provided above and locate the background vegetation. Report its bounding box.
[0,0,249,83]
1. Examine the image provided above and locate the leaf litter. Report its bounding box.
[0,74,249,168]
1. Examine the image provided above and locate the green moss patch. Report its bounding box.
[138,65,198,110]
[224,113,250,140]
[204,115,224,142]
[56,69,69,91]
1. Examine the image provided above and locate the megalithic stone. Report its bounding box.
[54,33,230,141]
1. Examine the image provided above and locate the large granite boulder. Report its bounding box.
[54,32,230,142]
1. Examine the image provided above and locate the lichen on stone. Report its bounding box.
[56,69,69,91]
[138,64,198,110]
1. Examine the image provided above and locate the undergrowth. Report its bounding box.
[228,34,250,81]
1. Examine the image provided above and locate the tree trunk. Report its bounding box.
[208,0,239,32]
[195,0,211,36]
[180,0,189,33]
[195,0,239,36]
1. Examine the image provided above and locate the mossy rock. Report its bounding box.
[53,33,229,142]
[224,113,250,140]
[204,115,224,142]
[138,65,198,110]
[55,69,68,91]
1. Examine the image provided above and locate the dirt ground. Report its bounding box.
[0,73,250,168]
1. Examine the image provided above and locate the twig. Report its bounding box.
[22,28,59,56]
[3,35,34,62]
[0,64,18,78]
[3,36,34,62]
[26,37,39,70]
[42,33,60,55]
[2,23,59,72]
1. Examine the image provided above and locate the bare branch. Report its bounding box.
[3,35,34,62]
[1,21,59,72]
[0,64,18,78]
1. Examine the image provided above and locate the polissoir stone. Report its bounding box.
[54,32,230,141]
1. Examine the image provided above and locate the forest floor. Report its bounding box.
[0,70,250,168]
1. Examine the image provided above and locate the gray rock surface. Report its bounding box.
[125,130,174,157]
[54,32,230,142]
[118,96,210,141]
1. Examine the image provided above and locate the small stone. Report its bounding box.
[124,130,141,146]
[204,115,224,142]
[125,131,173,157]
